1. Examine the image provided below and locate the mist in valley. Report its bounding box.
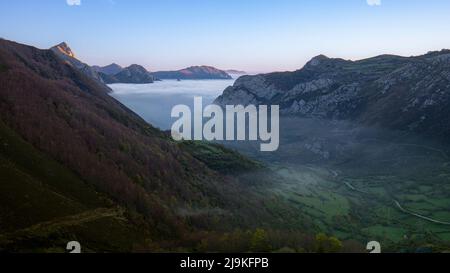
[110,83,450,250]
[220,116,450,248]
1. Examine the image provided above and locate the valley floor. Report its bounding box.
[218,117,450,251]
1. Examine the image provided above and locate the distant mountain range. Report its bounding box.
[51,42,232,84]
[92,63,123,75]
[225,69,247,75]
[95,64,157,84]
[93,64,233,83]
[151,66,232,80]
[215,51,450,142]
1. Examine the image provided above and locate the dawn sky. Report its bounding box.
[1,0,450,72]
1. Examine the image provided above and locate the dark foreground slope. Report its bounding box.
[0,39,215,251]
[0,39,265,252]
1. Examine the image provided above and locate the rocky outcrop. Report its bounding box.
[51,42,105,85]
[215,50,450,140]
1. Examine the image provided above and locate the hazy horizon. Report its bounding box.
[1,0,450,73]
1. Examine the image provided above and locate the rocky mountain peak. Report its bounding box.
[99,64,155,84]
[92,63,124,76]
[50,42,107,87]
[127,64,147,71]
[52,42,76,58]
[306,54,330,67]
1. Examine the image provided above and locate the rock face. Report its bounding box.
[53,42,76,58]
[152,66,232,80]
[215,51,450,141]
[51,42,105,85]
[99,64,156,84]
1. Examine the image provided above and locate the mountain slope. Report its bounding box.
[0,39,279,251]
[215,51,450,141]
[0,118,153,252]
[152,66,232,80]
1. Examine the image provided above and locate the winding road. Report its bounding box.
[337,170,450,226]
[394,200,450,226]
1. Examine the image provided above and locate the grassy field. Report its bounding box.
[250,157,450,251]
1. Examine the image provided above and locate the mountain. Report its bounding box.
[92,63,123,75]
[225,69,247,75]
[50,42,105,85]
[99,64,156,84]
[215,51,450,141]
[1,39,341,252]
[96,64,232,83]
[152,66,232,80]
[0,39,249,251]
[51,45,154,85]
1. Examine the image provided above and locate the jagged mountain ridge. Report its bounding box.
[215,50,450,140]
[96,64,233,83]
[92,63,123,75]
[99,64,156,84]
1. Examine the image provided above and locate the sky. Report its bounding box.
[1,0,450,73]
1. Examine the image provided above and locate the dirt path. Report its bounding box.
[0,208,123,241]
[335,169,450,226]
[394,201,450,226]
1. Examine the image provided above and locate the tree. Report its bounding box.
[315,233,342,253]
[250,229,271,252]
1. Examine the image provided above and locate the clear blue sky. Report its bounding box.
[1,0,450,72]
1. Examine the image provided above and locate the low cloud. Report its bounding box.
[367,0,381,6]
[67,0,81,6]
